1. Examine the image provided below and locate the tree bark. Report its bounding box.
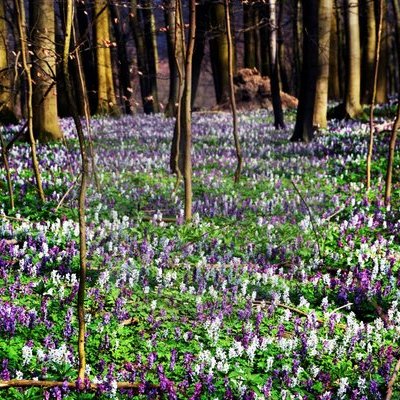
[362,0,376,104]
[328,1,341,100]
[344,0,362,118]
[313,0,333,129]
[243,3,257,69]
[290,0,318,142]
[0,0,17,124]
[15,0,45,201]
[95,0,120,115]
[142,0,160,113]
[268,0,285,129]
[30,0,63,142]
[209,0,230,105]
[191,2,208,107]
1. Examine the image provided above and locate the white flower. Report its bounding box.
[22,345,33,365]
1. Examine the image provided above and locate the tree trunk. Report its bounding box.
[313,0,333,129]
[290,0,318,142]
[268,0,285,129]
[109,0,133,114]
[292,0,302,96]
[328,2,341,100]
[362,0,376,104]
[209,0,230,105]
[376,0,387,103]
[259,4,270,77]
[191,2,208,107]
[62,0,89,383]
[344,0,362,118]
[164,0,184,117]
[30,0,63,142]
[95,0,120,115]
[0,0,17,124]
[15,0,45,201]
[141,0,160,113]
[225,0,242,182]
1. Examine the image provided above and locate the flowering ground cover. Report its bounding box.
[0,110,399,399]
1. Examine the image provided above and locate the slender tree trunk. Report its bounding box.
[385,97,400,205]
[292,0,302,96]
[170,0,186,175]
[362,0,376,104]
[328,2,341,100]
[183,0,196,221]
[109,0,132,114]
[62,0,89,383]
[164,0,184,117]
[313,0,333,129]
[191,3,208,107]
[268,0,285,129]
[0,0,17,124]
[30,0,63,142]
[290,0,318,142]
[344,0,362,118]
[76,2,98,115]
[209,0,230,105]
[225,0,242,182]
[15,0,45,201]
[142,0,160,113]
[95,0,120,115]
[366,0,383,190]
[376,1,387,103]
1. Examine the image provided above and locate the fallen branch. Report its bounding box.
[0,379,157,392]
[386,358,400,400]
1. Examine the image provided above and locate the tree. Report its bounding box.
[130,0,159,114]
[109,0,133,114]
[209,0,230,105]
[313,0,333,129]
[290,0,318,142]
[268,0,285,129]
[0,0,17,124]
[95,0,120,115]
[343,0,362,118]
[30,0,63,142]
[164,0,184,117]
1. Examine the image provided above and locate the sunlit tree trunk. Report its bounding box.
[30,0,63,142]
[344,0,362,118]
[209,0,230,105]
[95,0,119,115]
[313,0,333,129]
[290,0,318,142]
[0,0,17,124]
[292,0,302,96]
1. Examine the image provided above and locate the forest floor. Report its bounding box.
[0,108,400,399]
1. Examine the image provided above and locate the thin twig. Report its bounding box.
[55,173,81,212]
[291,179,322,259]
